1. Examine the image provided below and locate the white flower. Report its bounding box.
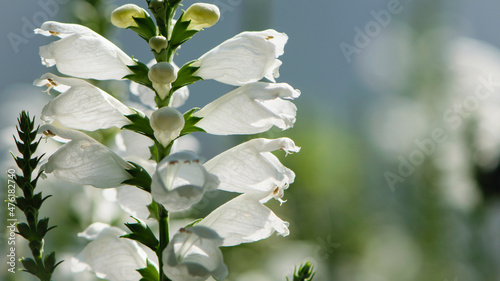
[194,29,288,86]
[182,3,220,31]
[194,82,300,135]
[204,138,299,202]
[130,61,189,108]
[111,4,148,28]
[115,185,154,221]
[163,226,228,281]
[35,21,135,80]
[199,194,290,247]
[150,107,185,147]
[34,73,134,131]
[40,124,132,188]
[148,62,178,100]
[151,151,219,212]
[72,223,150,281]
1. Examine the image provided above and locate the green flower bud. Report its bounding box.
[149,36,169,53]
[111,4,147,28]
[183,3,220,31]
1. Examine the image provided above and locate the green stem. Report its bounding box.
[155,202,170,281]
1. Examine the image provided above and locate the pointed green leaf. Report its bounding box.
[171,60,203,92]
[122,218,159,251]
[137,259,159,281]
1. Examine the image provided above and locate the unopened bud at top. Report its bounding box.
[182,3,220,31]
[111,4,147,28]
[149,36,168,53]
[150,107,185,146]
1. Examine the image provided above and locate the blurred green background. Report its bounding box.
[2,0,500,280]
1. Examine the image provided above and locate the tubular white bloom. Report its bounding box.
[130,61,189,108]
[199,194,290,247]
[111,4,147,28]
[150,107,185,147]
[194,82,300,135]
[194,29,288,86]
[148,62,178,99]
[182,3,220,31]
[35,21,136,80]
[72,223,150,281]
[151,151,219,212]
[34,73,134,131]
[149,36,169,53]
[163,226,228,281]
[204,138,299,202]
[40,125,132,188]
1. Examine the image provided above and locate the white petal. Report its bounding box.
[163,226,228,281]
[195,30,288,86]
[40,125,132,188]
[116,186,153,221]
[151,151,219,212]
[195,82,300,135]
[115,130,154,160]
[36,73,134,131]
[204,138,299,200]
[73,223,149,281]
[36,21,135,80]
[199,194,290,246]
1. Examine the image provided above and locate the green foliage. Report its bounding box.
[287,261,315,281]
[124,59,153,88]
[137,259,160,281]
[123,112,155,140]
[12,111,61,281]
[180,107,205,136]
[171,60,203,92]
[169,13,199,48]
[123,218,159,251]
[129,14,158,41]
[123,162,153,192]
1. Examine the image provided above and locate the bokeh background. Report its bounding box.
[2,0,500,280]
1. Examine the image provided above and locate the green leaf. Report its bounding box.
[124,60,153,88]
[289,261,315,281]
[43,252,63,273]
[20,258,38,276]
[170,13,200,48]
[122,112,155,140]
[16,222,31,240]
[171,60,203,92]
[122,218,159,251]
[122,162,153,192]
[128,14,158,41]
[137,259,159,281]
[147,201,160,221]
[180,108,206,136]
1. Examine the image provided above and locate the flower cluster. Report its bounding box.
[34,1,300,280]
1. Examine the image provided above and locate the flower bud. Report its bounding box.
[111,4,147,28]
[148,62,178,99]
[149,36,168,53]
[150,107,185,146]
[182,3,220,31]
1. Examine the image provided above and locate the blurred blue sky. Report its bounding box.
[1,0,500,129]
